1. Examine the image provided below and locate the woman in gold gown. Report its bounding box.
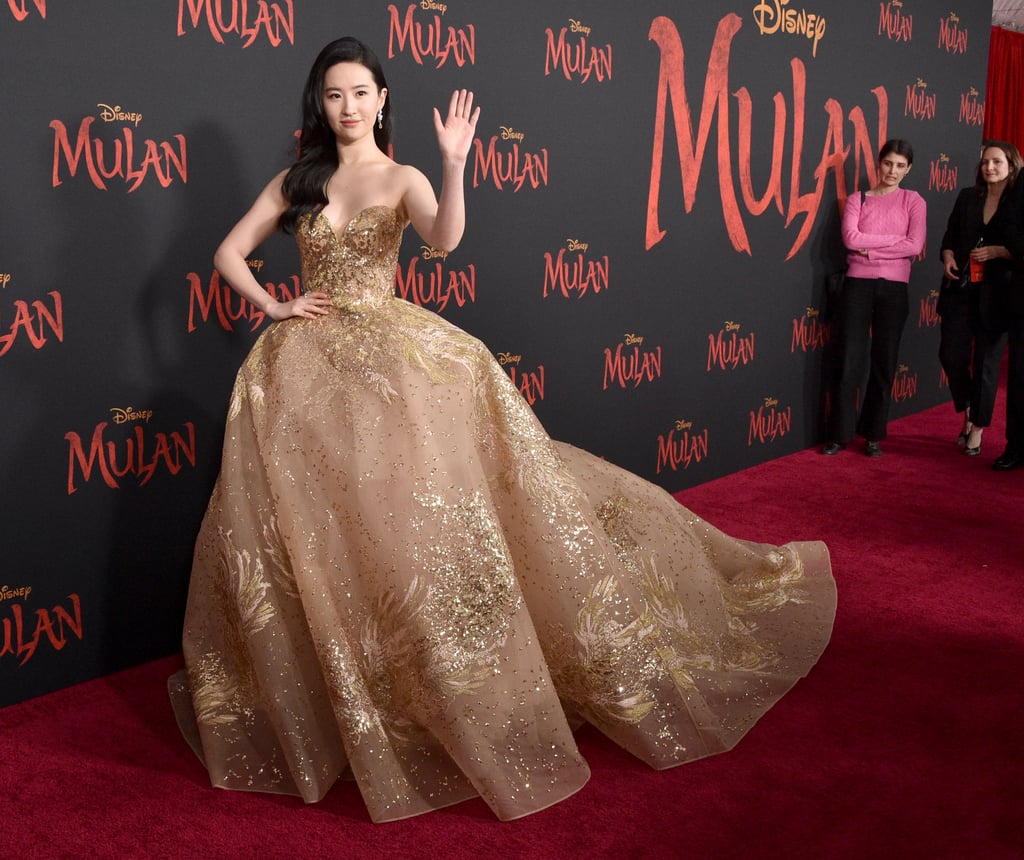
[169,37,836,823]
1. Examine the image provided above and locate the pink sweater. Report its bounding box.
[841,188,927,283]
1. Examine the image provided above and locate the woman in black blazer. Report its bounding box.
[993,160,1024,471]
[937,141,1020,456]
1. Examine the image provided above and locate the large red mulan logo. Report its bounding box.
[748,396,792,446]
[708,321,755,371]
[473,126,548,191]
[656,419,709,474]
[891,363,918,403]
[938,12,968,54]
[1,592,83,667]
[0,276,63,358]
[497,352,545,405]
[64,409,197,494]
[396,247,476,312]
[791,307,829,353]
[928,153,958,193]
[602,334,662,390]
[544,19,612,83]
[176,0,294,47]
[959,87,984,127]
[386,2,475,68]
[646,14,890,261]
[51,105,187,192]
[879,1,913,42]
[187,264,300,332]
[905,78,936,121]
[6,0,45,21]
[543,239,608,299]
[919,289,939,329]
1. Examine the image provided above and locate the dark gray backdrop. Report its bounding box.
[0,1,992,706]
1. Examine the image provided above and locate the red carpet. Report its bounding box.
[3,401,1021,859]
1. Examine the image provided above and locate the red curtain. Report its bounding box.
[985,25,1024,150]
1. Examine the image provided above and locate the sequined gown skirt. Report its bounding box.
[169,208,836,822]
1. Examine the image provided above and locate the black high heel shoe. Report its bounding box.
[956,420,972,447]
[964,428,983,456]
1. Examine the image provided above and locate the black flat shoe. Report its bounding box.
[820,442,845,455]
[864,441,882,457]
[993,449,1021,471]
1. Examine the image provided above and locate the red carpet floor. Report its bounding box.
[3,401,1021,859]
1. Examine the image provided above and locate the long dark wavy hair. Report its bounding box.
[279,37,393,234]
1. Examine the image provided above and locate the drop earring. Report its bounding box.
[377,108,384,129]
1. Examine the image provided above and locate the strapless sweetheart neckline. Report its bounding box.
[317,205,398,242]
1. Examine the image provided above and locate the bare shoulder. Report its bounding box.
[257,168,290,205]
[368,159,429,198]
[388,162,434,222]
[389,161,431,191]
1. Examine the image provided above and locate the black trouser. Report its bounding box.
[830,277,909,443]
[1005,316,1024,451]
[937,289,1007,427]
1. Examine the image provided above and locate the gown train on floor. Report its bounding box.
[169,206,837,822]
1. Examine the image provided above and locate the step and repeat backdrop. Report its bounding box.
[0,2,991,705]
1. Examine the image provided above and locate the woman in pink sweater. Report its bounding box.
[822,139,927,457]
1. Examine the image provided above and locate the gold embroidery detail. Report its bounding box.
[191,528,276,728]
[548,494,809,726]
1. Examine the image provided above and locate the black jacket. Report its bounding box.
[1001,181,1024,318]
[941,182,1022,323]
[940,184,1016,286]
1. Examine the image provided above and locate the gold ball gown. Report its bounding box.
[169,205,836,822]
